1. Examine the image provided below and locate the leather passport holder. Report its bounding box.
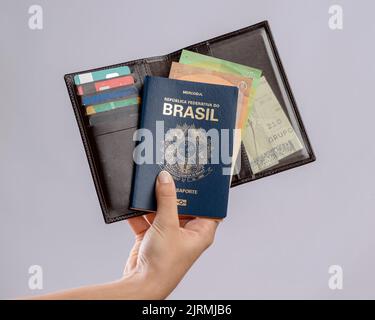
[64,21,316,224]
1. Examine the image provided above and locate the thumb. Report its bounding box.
[154,170,179,229]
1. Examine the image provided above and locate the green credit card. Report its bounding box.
[86,96,140,115]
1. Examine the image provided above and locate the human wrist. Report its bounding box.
[118,270,169,300]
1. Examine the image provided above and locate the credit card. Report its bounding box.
[86,96,140,115]
[89,104,139,126]
[81,86,138,106]
[77,75,135,95]
[74,66,131,85]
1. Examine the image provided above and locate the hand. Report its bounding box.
[123,170,220,299]
[28,170,219,300]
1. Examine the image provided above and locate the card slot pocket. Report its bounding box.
[89,104,140,217]
[90,104,139,136]
[91,125,138,217]
[92,119,138,137]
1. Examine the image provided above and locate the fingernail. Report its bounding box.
[158,170,172,184]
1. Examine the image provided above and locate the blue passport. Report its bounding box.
[130,76,238,218]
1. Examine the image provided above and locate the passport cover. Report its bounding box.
[130,76,238,218]
[64,21,316,223]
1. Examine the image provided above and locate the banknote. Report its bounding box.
[179,50,262,115]
[169,62,255,176]
[179,50,262,80]
[169,62,254,130]
[179,50,262,175]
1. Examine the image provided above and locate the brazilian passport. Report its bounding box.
[130,76,238,218]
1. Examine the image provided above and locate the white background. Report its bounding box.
[0,0,374,299]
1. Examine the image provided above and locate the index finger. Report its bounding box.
[184,217,220,235]
[127,216,150,236]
